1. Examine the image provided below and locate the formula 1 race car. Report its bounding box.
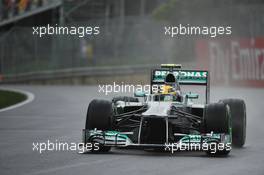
[82,64,246,155]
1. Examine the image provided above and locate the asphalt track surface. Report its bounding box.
[0,85,264,175]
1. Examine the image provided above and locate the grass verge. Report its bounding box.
[0,90,27,109]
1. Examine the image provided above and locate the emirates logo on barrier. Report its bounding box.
[196,38,264,87]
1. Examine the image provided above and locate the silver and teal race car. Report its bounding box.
[82,64,246,156]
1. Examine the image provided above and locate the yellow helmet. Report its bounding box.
[161,85,177,95]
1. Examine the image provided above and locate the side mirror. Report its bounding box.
[134,91,146,97]
[186,93,199,99]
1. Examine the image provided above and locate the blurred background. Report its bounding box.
[0,0,263,87]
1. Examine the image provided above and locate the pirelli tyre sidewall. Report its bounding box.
[204,102,231,156]
[220,99,246,147]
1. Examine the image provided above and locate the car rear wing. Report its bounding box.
[151,69,210,103]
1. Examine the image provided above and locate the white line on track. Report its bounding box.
[0,88,35,112]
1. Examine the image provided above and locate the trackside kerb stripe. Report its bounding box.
[0,88,35,112]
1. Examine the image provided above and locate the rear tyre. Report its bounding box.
[204,103,231,156]
[85,99,113,152]
[220,99,246,147]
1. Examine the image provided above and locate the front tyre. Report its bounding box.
[85,99,113,152]
[204,102,231,156]
[85,99,113,130]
